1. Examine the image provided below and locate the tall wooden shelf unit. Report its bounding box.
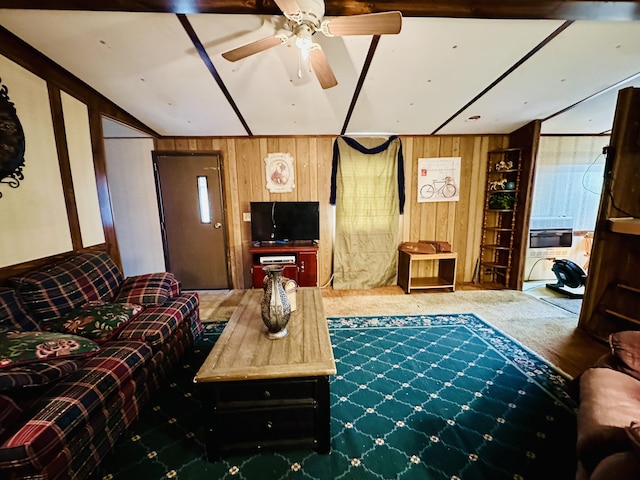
[478,148,523,288]
[578,87,640,341]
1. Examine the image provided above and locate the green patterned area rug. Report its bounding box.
[92,314,577,480]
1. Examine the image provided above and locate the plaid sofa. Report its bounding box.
[0,251,202,480]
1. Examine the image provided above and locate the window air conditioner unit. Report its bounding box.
[527,216,573,258]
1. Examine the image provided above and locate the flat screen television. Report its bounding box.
[250,201,319,243]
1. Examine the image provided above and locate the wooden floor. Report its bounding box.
[320,282,484,297]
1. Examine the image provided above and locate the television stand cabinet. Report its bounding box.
[249,242,318,288]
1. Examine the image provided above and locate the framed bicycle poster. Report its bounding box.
[417,157,461,203]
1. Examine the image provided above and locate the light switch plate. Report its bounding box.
[243,212,251,222]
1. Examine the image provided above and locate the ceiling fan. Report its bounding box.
[221,0,402,89]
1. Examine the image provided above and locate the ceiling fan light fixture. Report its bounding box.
[295,35,312,52]
[294,24,314,52]
[294,23,315,79]
[296,39,314,79]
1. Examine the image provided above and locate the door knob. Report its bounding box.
[214,222,222,229]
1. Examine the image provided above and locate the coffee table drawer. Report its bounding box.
[215,378,318,402]
[212,402,317,452]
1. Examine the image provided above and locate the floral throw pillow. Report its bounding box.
[0,331,100,368]
[41,301,143,344]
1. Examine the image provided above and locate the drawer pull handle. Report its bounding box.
[263,390,271,399]
[266,421,273,429]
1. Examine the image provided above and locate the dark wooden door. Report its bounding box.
[154,153,229,289]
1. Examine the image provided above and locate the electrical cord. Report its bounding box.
[270,202,276,239]
[320,273,334,289]
[581,151,605,195]
[607,178,635,217]
[603,145,636,217]
[525,257,552,282]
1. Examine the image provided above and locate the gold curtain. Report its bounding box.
[332,136,403,289]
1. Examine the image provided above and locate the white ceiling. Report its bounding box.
[1,8,640,137]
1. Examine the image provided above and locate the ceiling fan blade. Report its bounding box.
[222,35,286,62]
[323,11,402,36]
[273,0,302,20]
[310,47,337,89]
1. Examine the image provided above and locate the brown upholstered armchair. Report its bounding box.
[576,330,640,479]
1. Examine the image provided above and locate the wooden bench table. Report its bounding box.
[397,249,457,293]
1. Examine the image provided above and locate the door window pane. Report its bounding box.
[197,176,211,224]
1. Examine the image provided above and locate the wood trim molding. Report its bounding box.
[2,1,640,20]
[508,119,542,291]
[48,84,83,250]
[89,108,122,270]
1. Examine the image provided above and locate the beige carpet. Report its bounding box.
[540,296,583,315]
[194,287,608,379]
[197,289,247,323]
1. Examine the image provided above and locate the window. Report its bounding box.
[531,136,609,231]
[197,176,211,224]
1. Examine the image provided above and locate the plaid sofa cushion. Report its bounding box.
[143,318,192,393]
[168,276,181,298]
[17,321,195,480]
[0,288,39,332]
[0,358,83,391]
[117,292,199,349]
[115,272,174,306]
[187,305,203,341]
[0,395,23,441]
[10,251,124,323]
[0,304,199,479]
[0,340,151,471]
[10,365,151,480]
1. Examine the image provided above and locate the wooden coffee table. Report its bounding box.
[194,287,336,460]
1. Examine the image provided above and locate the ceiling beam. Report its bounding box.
[341,35,380,135]
[176,14,252,136]
[2,0,640,20]
[432,20,574,134]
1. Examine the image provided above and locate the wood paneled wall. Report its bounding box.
[156,135,508,289]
